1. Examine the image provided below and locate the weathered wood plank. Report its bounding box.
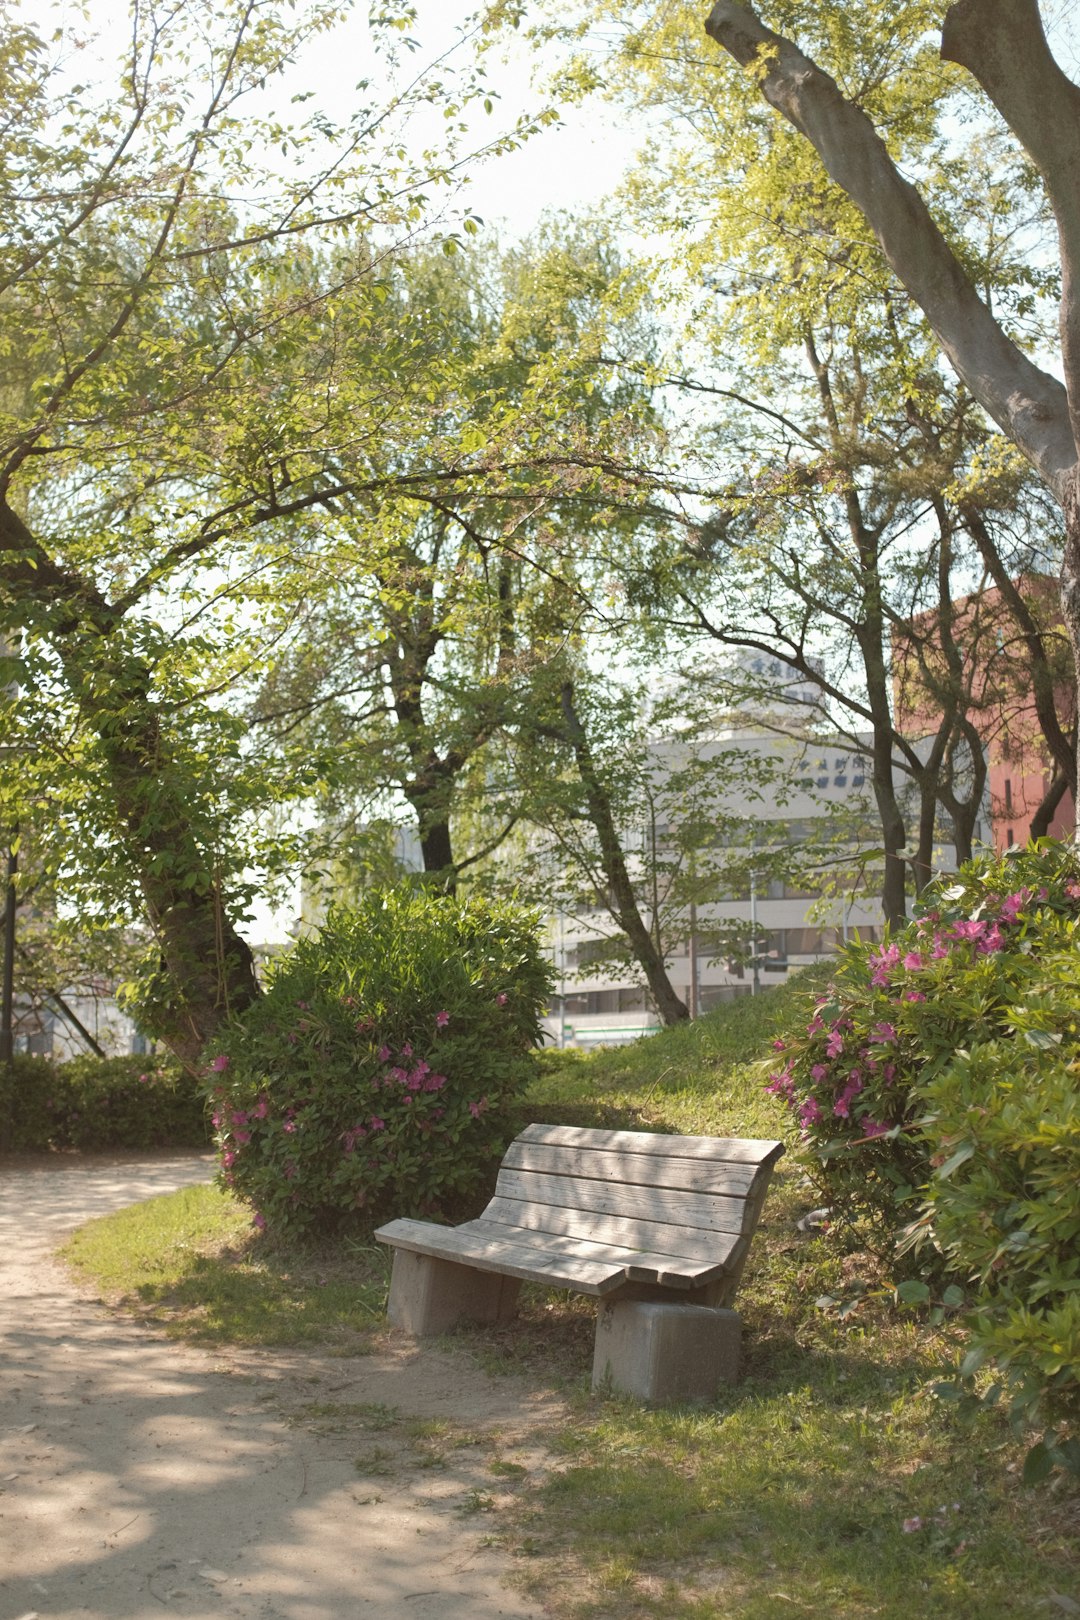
[503,1140,760,1198]
[517,1123,784,1168]
[492,1167,753,1236]
[464,1218,731,1288]
[481,1195,744,1268]
[374,1217,623,1295]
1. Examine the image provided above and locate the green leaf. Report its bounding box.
[936,1141,975,1179]
[896,1279,930,1305]
[1021,1441,1053,1486]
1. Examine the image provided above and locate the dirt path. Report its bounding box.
[0,1154,560,1620]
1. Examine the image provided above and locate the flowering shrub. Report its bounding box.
[204,887,552,1238]
[767,841,1080,1253]
[767,841,1080,1464]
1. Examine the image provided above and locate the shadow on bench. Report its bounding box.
[376,1123,783,1403]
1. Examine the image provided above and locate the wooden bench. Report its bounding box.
[375,1123,784,1402]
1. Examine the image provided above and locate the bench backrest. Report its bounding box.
[483,1122,783,1268]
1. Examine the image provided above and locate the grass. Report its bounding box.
[59,972,1079,1617]
[61,1181,388,1348]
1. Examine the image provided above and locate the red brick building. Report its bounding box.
[893,576,1075,851]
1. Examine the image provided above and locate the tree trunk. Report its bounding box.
[403,778,457,893]
[71,646,259,1070]
[560,682,690,1024]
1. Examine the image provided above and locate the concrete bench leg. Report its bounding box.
[592,1300,741,1404]
[386,1249,521,1336]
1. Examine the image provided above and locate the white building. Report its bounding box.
[539,723,884,1047]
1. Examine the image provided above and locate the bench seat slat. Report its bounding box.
[468,1218,731,1288]
[374,1216,626,1295]
[503,1140,760,1197]
[493,1167,753,1236]
[481,1194,744,1269]
[518,1123,783,1168]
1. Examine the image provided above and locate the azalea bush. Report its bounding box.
[767,842,1080,1248]
[205,888,552,1239]
[767,840,1080,1467]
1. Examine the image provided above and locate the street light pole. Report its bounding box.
[750,869,760,996]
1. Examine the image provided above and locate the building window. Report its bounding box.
[1004,779,1013,813]
[1006,828,1014,847]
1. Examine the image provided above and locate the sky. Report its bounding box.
[18,0,646,244]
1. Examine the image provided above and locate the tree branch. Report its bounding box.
[703,0,1077,498]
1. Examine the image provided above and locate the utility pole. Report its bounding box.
[750,869,760,996]
[687,891,699,1019]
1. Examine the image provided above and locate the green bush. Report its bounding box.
[0,1052,210,1152]
[205,887,553,1239]
[766,842,1080,1465]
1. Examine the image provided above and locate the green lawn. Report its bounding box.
[61,974,1079,1618]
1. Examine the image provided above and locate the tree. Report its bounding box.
[501,660,834,1022]
[518,0,1074,907]
[0,2,621,1065]
[250,230,662,897]
[701,0,1080,802]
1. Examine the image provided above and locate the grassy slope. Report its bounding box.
[61,974,1078,1618]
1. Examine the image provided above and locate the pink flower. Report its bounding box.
[807,1014,825,1035]
[999,887,1032,921]
[252,1212,267,1231]
[902,951,923,971]
[810,1063,828,1083]
[377,1045,392,1063]
[869,943,901,986]
[283,1120,297,1133]
[435,1010,450,1029]
[210,1054,230,1072]
[976,925,1006,954]
[905,991,927,1003]
[424,1072,447,1092]
[870,1021,897,1044]
[369,1116,385,1132]
[902,1517,922,1534]
[252,1098,269,1119]
[468,1097,489,1118]
[496,993,508,1006]
[861,1119,889,1138]
[826,1031,844,1058]
[400,1043,413,1058]
[798,1097,822,1129]
[834,1077,863,1118]
[222,1149,236,1168]
[765,1067,794,1100]
[233,1129,251,1145]
[231,1110,249,1126]
[138,1072,149,1083]
[772,1038,787,1052]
